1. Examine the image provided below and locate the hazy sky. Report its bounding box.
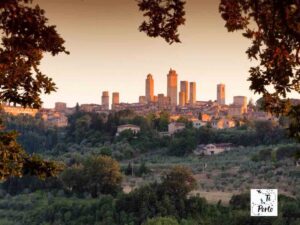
[36,0,299,108]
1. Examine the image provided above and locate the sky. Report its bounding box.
[35,0,300,108]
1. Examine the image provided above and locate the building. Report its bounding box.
[228,105,247,117]
[190,82,196,105]
[167,69,178,106]
[180,81,189,105]
[211,118,235,129]
[102,91,109,110]
[158,94,170,108]
[246,111,273,121]
[228,96,248,117]
[201,113,212,122]
[47,112,68,127]
[1,105,38,117]
[39,109,68,127]
[80,104,102,113]
[116,124,141,136]
[217,84,226,105]
[145,74,154,103]
[139,96,147,104]
[168,122,186,135]
[55,102,67,112]
[112,92,120,109]
[179,91,186,107]
[194,143,233,156]
[233,96,247,108]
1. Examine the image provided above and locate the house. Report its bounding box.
[39,110,68,127]
[47,114,68,127]
[191,119,207,129]
[116,124,141,136]
[1,105,38,117]
[211,118,236,129]
[201,113,212,122]
[168,122,186,135]
[194,143,233,156]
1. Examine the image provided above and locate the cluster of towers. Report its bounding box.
[101,91,119,110]
[101,69,227,110]
[145,69,197,107]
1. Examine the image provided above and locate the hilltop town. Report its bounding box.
[1,69,299,131]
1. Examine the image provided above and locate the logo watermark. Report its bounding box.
[251,189,278,217]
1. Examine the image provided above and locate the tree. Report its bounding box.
[161,166,197,197]
[0,0,68,108]
[100,146,112,156]
[168,136,196,156]
[0,0,67,180]
[137,0,300,114]
[61,156,122,197]
[60,165,86,194]
[137,0,186,44]
[137,161,150,176]
[125,162,133,176]
[83,156,122,197]
[158,111,170,131]
[288,104,300,141]
[0,130,63,181]
[116,166,199,224]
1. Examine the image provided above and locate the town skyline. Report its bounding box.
[41,67,262,109]
[44,68,253,109]
[36,0,300,108]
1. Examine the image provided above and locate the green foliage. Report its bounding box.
[61,156,122,197]
[100,147,112,156]
[0,130,25,179]
[168,130,197,156]
[2,113,61,153]
[161,166,197,197]
[137,161,150,176]
[0,0,68,181]
[288,104,300,141]
[229,193,250,210]
[276,145,300,161]
[143,217,179,225]
[2,110,291,161]
[0,168,299,225]
[124,162,133,176]
[116,166,199,224]
[252,145,300,162]
[0,130,62,181]
[1,175,63,195]
[251,149,273,162]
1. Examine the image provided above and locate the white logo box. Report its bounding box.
[251,189,278,217]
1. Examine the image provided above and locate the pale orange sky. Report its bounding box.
[36,0,299,108]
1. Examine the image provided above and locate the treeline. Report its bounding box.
[1,110,292,158]
[2,114,60,153]
[168,120,290,156]
[252,145,300,162]
[0,165,299,225]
